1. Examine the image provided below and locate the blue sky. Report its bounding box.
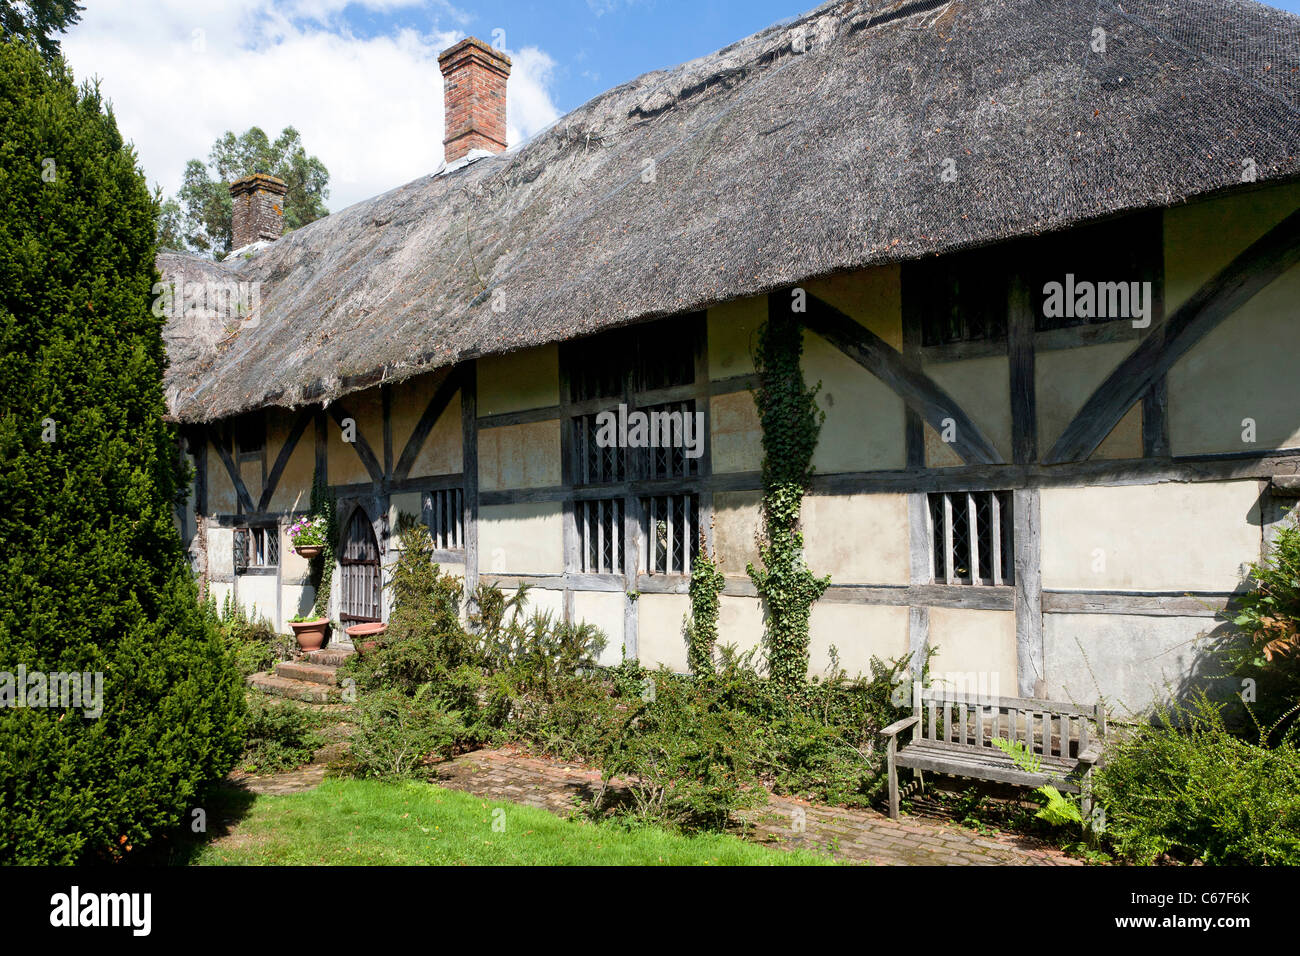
[62,0,1300,214]
[337,0,814,116]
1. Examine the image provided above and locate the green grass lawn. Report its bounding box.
[191,778,833,866]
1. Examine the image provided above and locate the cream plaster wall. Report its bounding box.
[1040,481,1260,591]
[478,345,560,416]
[478,502,564,574]
[478,421,561,491]
[802,493,909,585]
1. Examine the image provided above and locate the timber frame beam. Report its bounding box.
[205,425,256,513]
[802,291,1004,465]
[1047,206,1300,464]
[326,402,385,483]
[256,408,314,511]
[393,368,461,482]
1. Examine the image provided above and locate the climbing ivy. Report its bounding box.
[746,297,830,686]
[686,543,726,676]
[309,468,338,619]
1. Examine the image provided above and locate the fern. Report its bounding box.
[992,736,1041,774]
[1035,785,1084,825]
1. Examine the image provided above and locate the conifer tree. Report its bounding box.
[0,39,244,863]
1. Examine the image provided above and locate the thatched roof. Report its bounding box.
[161,0,1300,423]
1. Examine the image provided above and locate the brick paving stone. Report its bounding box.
[429,747,1085,866]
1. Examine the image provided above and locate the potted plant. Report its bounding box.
[345,621,388,656]
[288,613,330,652]
[287,515,327,560]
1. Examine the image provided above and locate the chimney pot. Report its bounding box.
[438,37,511,164]
[228,173,288,250]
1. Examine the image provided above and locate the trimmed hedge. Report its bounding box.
[0,39,244,863]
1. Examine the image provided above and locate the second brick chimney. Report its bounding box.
[229,173,287,250]
[438,37,511,164]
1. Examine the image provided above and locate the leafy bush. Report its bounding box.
[203,593,291,677]
[1096,695,1300,865]
[706,645,923,806]
[1227,515,1300,739]
[239,697,325,774]
[594,670,765,832]
[0,41,245,863]
[345,686,465,779]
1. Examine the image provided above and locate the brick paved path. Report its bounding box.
[434,747,1082,866]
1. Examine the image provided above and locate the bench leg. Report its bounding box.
[887,738,900,820]
[914,768,924,794]
[1080,766,1094,835]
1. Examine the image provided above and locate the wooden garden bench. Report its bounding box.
[881,683,1106,822]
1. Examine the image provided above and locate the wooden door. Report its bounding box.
[339,508,381,623]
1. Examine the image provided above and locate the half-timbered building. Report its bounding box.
[161,0,1300,715]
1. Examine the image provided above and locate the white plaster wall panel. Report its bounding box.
[207,580,233,611]
[707,296,764,379]
[478,345,560,415]
[505,586,564,622]
[435,562,465,581]
[478,420,561,491]
[573,590,627,667]
[239,459,262,507]
[387,492,424,544]
[803,329,907,473]
[207,442,237,513]
[808,602,909,681]
[926,608,1018,699]
[237,575,278,625]
[710,391,762,474]
[716,594,765,662]
[923,355,1013,463]
[281,523,311,584]
[1169,268,1300,455]
[711,491,762,577]
[637,593,691,672]
[1035,341,1135,454]
[924,421,965,468]
[1091,403,1143,461]
[802,493,909,585]
[280,584,316,629]
[477,502,564,574]
[1164,181,1300,314]
[1040,482,1260,592]
[1044,613,1225,716]
[208,526,234,577]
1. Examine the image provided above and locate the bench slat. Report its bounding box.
[894,747,1083,792]
[915,688,1092,716]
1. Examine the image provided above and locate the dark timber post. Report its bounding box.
[461,363,480,603]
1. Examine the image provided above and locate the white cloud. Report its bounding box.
[62,1,561,213]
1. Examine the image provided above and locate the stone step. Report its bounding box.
[247,672,338,704]
[307,647,355,667]
[275,661,339,685]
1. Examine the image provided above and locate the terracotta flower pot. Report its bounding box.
[289,618,330,652]
[346,621,387,656]
[295,544,323,560]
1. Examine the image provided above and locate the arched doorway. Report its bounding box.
[339,507,381,625]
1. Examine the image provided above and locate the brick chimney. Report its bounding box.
[438,37,511,164]
[229,173,288,250]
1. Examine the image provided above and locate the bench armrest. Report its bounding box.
[1077,745,1103,766]
[880,715,920,738]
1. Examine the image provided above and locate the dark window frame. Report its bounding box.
[561,314,708,579]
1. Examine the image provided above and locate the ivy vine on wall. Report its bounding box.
[746,292,830,686]
[686,542,726,676]
[309,469,339,620]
